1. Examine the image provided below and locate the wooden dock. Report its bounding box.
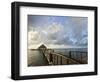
[28,49,87,66]
[41,49,87,65]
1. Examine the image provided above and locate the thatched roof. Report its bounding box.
[38,44,47,49]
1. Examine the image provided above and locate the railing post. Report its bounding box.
[54,55,55,65]
[49,53,53,63]
[60,56,62,65]
[86,52,88,63]
[67,58,69,64]
[57,55,58,65]
[69,51,71,58]
[80,52,82,63]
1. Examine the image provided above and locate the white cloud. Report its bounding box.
[28,30,41,46]
[45,23,63,34]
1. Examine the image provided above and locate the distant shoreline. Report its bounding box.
[29,48,87,49]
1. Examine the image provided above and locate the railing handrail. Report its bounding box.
[40,49,87,65]
[50,52,81,64]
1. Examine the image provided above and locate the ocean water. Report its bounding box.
[54,48,87,52]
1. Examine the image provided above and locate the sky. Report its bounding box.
[28,15,88,49]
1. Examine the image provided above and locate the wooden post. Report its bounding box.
[86,52,88,63]
[69,51,71,58]
[57,55,58,65]
[49,53,53,62]
[80,52,82,63]
[67,58,69,64]
[53,55,55,65]
[60,56,62,65]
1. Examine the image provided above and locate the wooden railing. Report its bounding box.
[40,49,87,65]
[68,51,87,64]
[45,50,87,65]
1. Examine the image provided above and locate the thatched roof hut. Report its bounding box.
[38,44,47,49]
